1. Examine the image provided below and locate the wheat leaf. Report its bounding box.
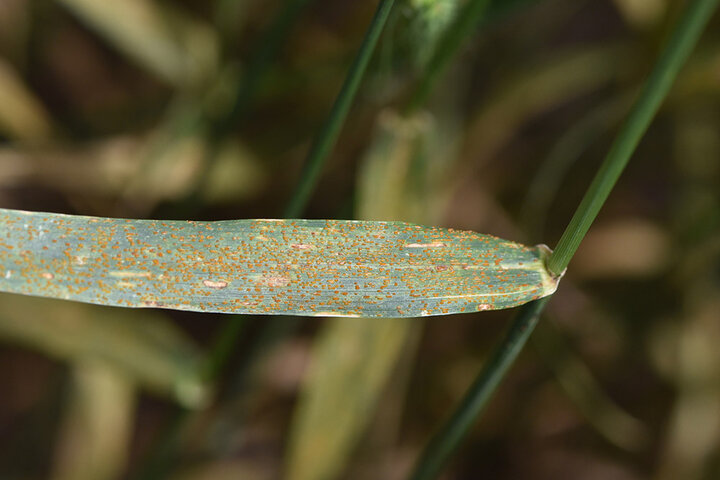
[0,208,559,317]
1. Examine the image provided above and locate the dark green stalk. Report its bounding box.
[202,316,249,382]
[546,0,719,275]
[409,1,717,478]
[409,298,547,480]
[284,0,396,218]
[219,0,316,130]
[405,0,491,113]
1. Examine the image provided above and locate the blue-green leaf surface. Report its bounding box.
[0,208,559,317]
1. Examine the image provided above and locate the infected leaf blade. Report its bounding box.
[0,208,559,317]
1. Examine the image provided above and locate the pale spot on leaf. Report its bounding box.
[406,242,446,248]
[203,279,228,289]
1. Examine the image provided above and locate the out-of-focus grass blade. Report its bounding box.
[121,134,267,208]
[0,293,206,407]
[533,321,648,451]
[654,106,720,480]
[286,110,453,480]
[652,295,720,479]
[465,45,628,164]
[51,362,135,480]
[0,208,559,317]
[286,318,411,480]
[0,135,265,211]
[168,460,275,480]
[570,219,670,278]
[611,0,666,29]
[0,59,54,143]
[387,0,460,73]
[672,44,720,99]
[357,111,440,222]
[57,0,218,86]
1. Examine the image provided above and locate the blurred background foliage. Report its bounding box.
[0,0,719,479]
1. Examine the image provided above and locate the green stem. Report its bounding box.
[220,0,316,130]
[284,0,396,218]
[546,0,719,275]
[409,1,717,477]
[202,316,249,382]
[405,0,491,113]
[409,298,548,480]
